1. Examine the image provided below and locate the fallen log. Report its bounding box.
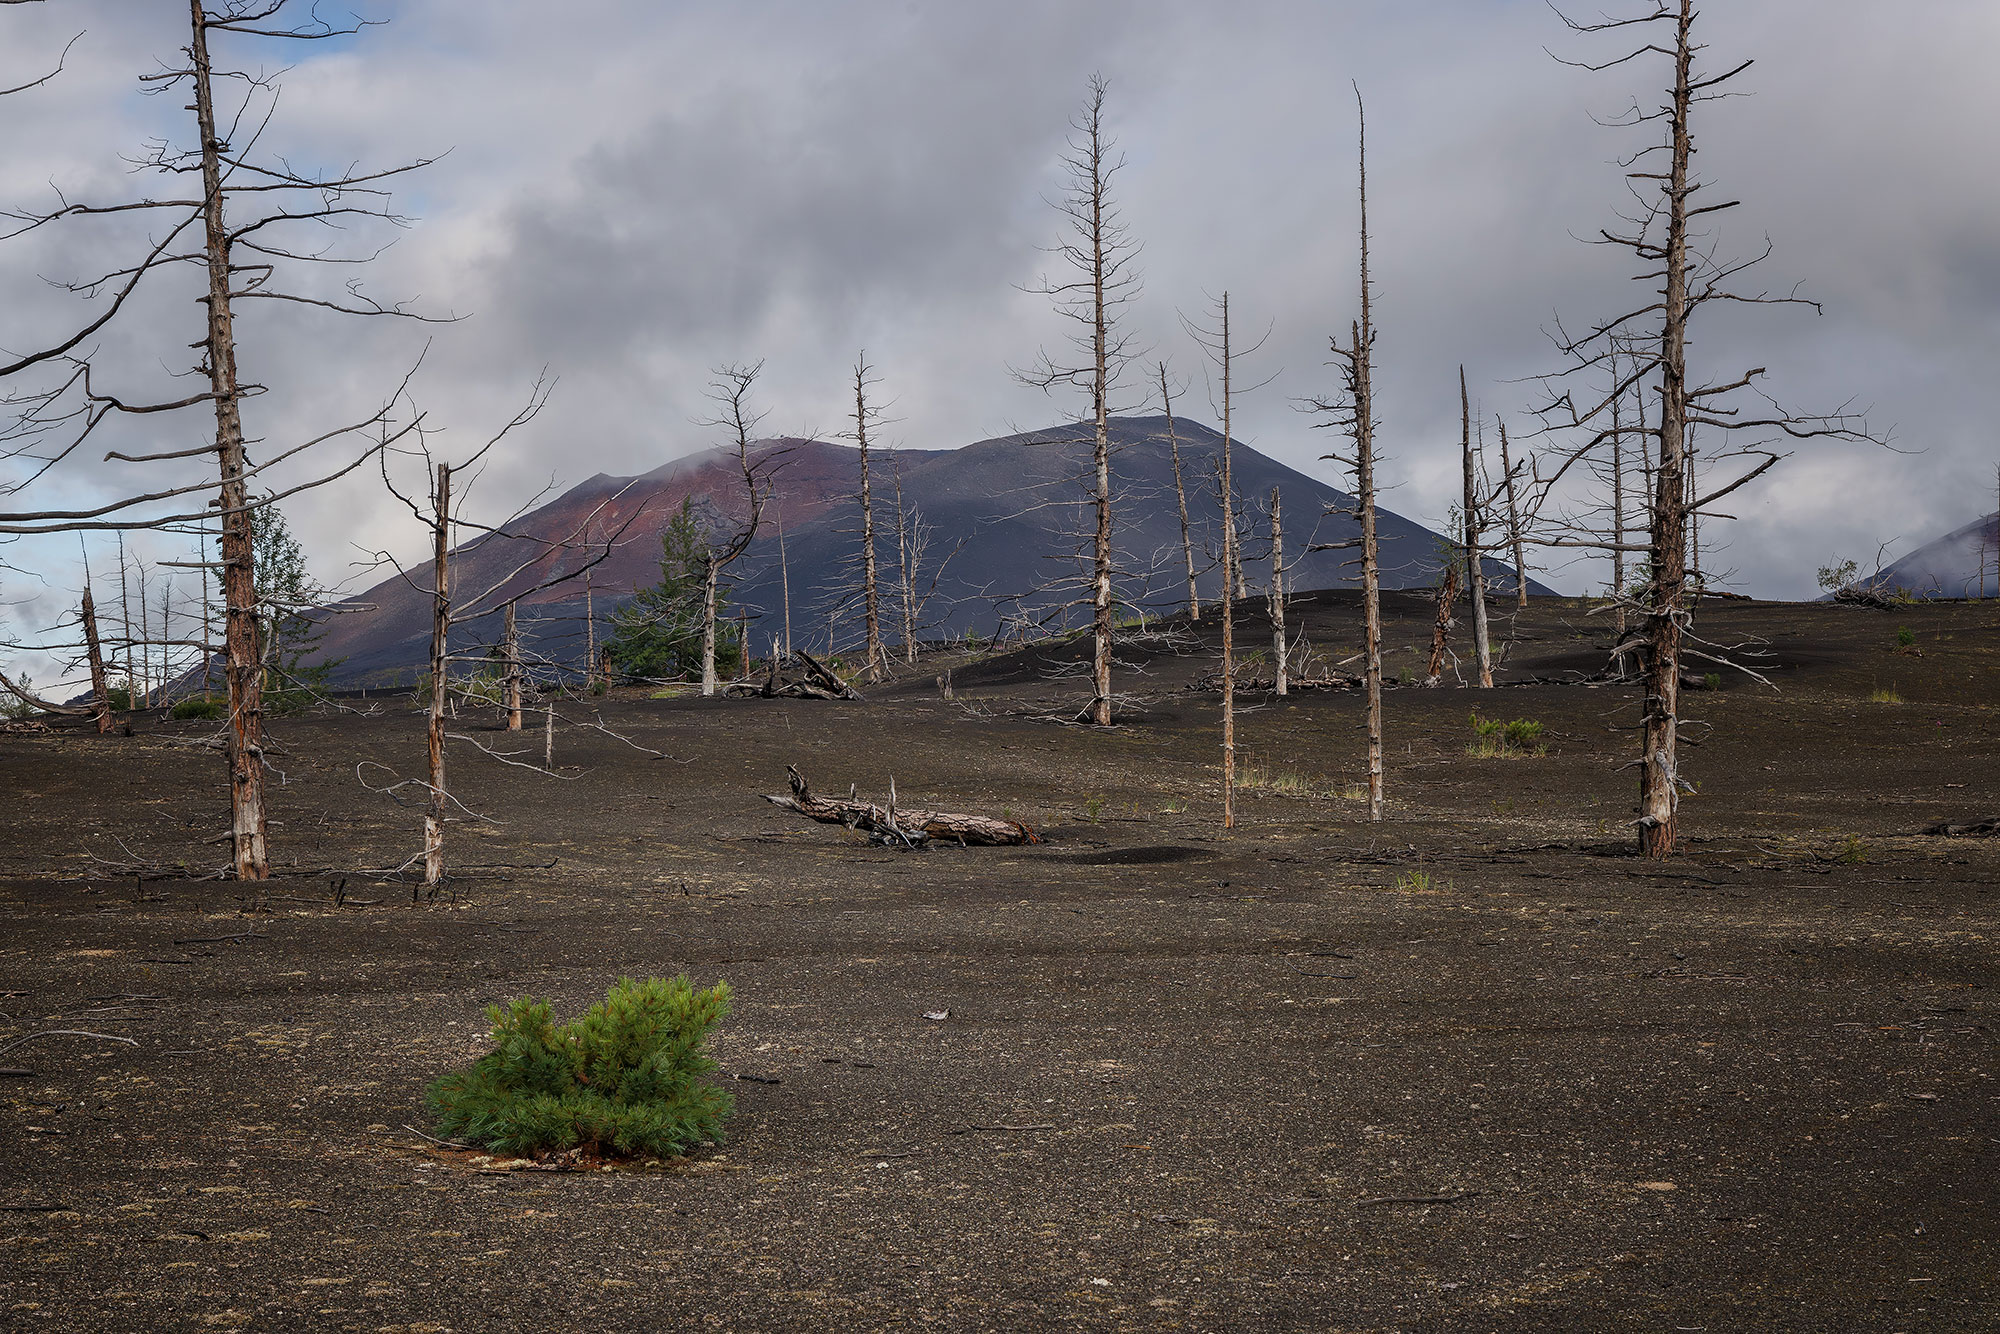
[762,766,1039,846]
[1923,817,2000,838]
[795,650,863,701]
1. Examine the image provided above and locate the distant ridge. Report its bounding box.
[308,415,1548,684]
[1860,511,2000,599]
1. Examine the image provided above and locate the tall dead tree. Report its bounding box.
[1159,363,1200,621]
[1310,86,1386,821]
[1497,417,1529,609]
[1019,76,1141,727]
[694,363,771,697]
[849,353,887,681]
[1215,298,1238,828]
[370,384,627,893]
[1461,367,1493,688]
[502,600,523,731]
[0,2,435,897]
[80,583,111,732]
[423,463,452,888]
[1536,1,1874,858]
[1268,487,1288,696]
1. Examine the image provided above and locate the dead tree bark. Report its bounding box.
[81,584,111,733]
[1498,417,1529,609]
[764,766,1038,846]
[695,363,770,697]
[1160,362,1199,621]
[890,454,916,663]
[191,4,268,887]
[1461,366,1493,689]
[503,600,522,732]
[1018,76,1139,727]
[852,353,886,682]
[1312,88,1388,821]
[1219,297,1237,829]
[1424,558,1461,685]
[1269,487,1287,697]
[423,462,450,893]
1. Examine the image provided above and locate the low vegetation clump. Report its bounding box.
[1237,766,1326,799]
[427,976,734,1161]
[1870,686,1903,704]
[1468,711,1545,757]
[169,696,223,721]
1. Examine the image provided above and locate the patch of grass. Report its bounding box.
[170,696,223,721]
[1829,834,1868,866]
[1468,711,1546,757]
[648,684,697,700]
[1869,686,1902,704]
[1393,869,1451,894]
[1082,795,1105,823]
[1895,625,1916,648]
[426,976,734,1162]
[1237,766,1328,799]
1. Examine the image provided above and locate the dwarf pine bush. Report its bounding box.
[1468,711,1546,757]
[426,976,734,1160]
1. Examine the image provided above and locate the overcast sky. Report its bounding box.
[5,0,1998,677]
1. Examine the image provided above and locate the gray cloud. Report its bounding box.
[5,0,1998,682]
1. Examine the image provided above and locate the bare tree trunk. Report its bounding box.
[1498,417,1528,609]
[503,600,522,731]
[81,585,111,733]
[1639,1,1697,861]
[424,462,450,893]
[891,456,916,663]
[1269,487,1287,697]
[1160,363,1199,621]
[777,498,794,659]
[701,558,720,696]
[1086,100,1114,728]
[191,0,268,887]
[584,572,595,691]
[1219,294,1236,830]
[1424,558,1461,685]
[136,562,150,707]
[201,527,215,696]
[1357,314,1383,821]
[1611,344,1628,636]
[853,355,884,682]
[543,701,554,768]
[117,535,134,706]
[1461,366,1493,689]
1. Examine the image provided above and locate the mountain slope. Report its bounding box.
[310,415,1545,684]
[1864,511,1999,599]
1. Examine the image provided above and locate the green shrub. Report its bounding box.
[426,975,734,1161]
[1894,625,1916,648]
[1469,711,1546,757]
[1703,672,1722,692]
[170,696,223,721]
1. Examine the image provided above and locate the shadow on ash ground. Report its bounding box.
[0,594,1995,1331]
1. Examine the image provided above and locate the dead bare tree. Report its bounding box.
[367,383,637,893]
[0,2,437,895]
[1268,487,1288,696]
[1533,0,1876,858]
[1158,362,1200,621]
[848,353,888,681]
[1308,85,1386,821]
[1017,75,1142,727]
[693,363,773,697]
[1496,416,1530,609]
[1461,367,1493,688]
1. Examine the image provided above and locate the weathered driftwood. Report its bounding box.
[762,766,1038,846]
